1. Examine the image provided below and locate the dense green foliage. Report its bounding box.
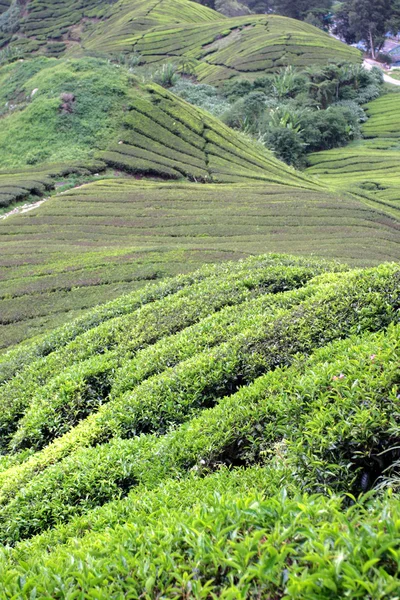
[334,0,400,58]
[0,0,399,593]
[221,63,383,166]
[0,255,399,596]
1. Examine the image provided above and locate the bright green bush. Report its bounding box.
[9,265,319,452]
[0,254,398,593]
[2,483,400,599]
[0,262,398,543]
[0,255,329,447]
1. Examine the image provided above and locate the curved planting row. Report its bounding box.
[0,255,333,447]
[306,91,400,220]
[3,0,221,56]
[0,161,105,209]
[17,0,110,41]
[0,257,398,597]
[0,260,398,543]
[1,176,400,349]
[363,92,400,138]
[84,13,360,85]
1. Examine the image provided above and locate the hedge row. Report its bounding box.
[0,160,105,209]
[0,262,398,513]
[3,485,399,599]
[0,320,398,544]
[0,257,327,449]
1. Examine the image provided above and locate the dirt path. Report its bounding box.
[0,198,48,220]
[363,59,400,86]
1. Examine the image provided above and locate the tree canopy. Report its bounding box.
[334,0,400,58]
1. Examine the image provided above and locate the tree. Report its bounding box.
[387,0,400,35]
[349,0,391,58]
[334,0,393,59]
[264,0,331,19]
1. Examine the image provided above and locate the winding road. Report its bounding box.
[363,58,400,86]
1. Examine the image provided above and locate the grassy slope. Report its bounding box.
[1,179,399,350]
[0,57,134,169]
[0,255,399,597]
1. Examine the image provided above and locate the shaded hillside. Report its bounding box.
[0,255,399,597]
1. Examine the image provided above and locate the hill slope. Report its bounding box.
[306,89,400,220]
[0,55,314,186]
[1,0,360,82]
[0,255,399,597]
[1,179,399,350]
[0,55,398,353]
[82,12,360,84]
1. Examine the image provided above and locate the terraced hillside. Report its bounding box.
[98,82,315,185]
[82,12,361,85]
[306,89,400,219]
[0,0,360,81]
[0,161,105,209]
[2,179,400,350]
[0,255,399,597]
[0,0,118,54]
[0,55,315,186]
[6,54,400,351]
[363,92,400,138]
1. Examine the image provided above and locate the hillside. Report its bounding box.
[0,255,399,597]
[306,89,400,221]
[1,48,398,351]
[0,0,360,81]
[3,178,400,349]
[0,47,357,351]
[82,12,360,85]
[0,0,400,593]
[0,55,316,182]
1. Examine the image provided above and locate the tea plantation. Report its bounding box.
[82,12,360,84]
[1,0,360,79]
[0,0,399,595]
[0,254,399,598]
[2,178,400,349]
[306,89,400,219]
